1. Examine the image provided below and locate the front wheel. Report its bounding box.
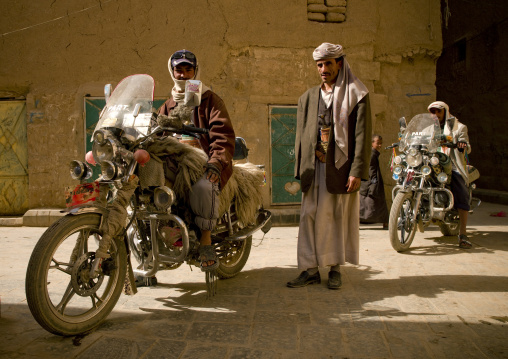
[25,213,127,336]
[389,192,418,252]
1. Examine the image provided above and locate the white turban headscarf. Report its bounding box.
[313,42,369,171]
[168,55,210,104]
[428,101,453,121]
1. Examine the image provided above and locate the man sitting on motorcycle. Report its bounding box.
[428,101,472,248]
[158,49,236,269]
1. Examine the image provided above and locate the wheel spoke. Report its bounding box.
[51,257,73,274]
[55,281,76,314]
[90,292,104,309]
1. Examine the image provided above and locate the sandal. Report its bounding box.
[458,234,472,249]
[199,245,219,272]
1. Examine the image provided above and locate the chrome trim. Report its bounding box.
[132,213,189,278]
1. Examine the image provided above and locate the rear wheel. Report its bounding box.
[215,235,252,279]
[439,211,460,236]
[25,214,127,336]
[389,192,418,252]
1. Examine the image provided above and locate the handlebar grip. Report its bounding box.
[182,124,209,134]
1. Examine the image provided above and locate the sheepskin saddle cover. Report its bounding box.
[143,136,264,225]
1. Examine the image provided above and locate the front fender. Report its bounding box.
[62,204,109,231]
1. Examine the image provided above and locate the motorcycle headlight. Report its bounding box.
[394,156,402,165]
[393,165,403,175]
[406,153,423,167]
[101,161,125,181]
[92,138,117,164]
[69,160,92,180]
[93,130,108,145]
[437,172,448,183]
[430,156,439,166]
[408,148,418,157]
[421,166,432,176]
[154,186,176,210]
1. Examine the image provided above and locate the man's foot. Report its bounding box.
[199,245,219,271]
[287,271,321,288]
[327,271,342,289]
[458,234,472,249]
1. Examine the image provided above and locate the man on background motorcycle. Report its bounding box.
[428,101,472,248]
[158,49,236,269]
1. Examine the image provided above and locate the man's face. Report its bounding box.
[173,64,196,80]
[429,107,445,123]
[372,137,382,151]
[316,58,343,85]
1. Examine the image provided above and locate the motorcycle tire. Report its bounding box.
[216,235,252,279]
[389,191,417,252]
[439,222,460,236]
[25,213,127,336]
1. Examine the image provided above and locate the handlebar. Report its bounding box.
[182,124,209,135]
[385,143,399,149]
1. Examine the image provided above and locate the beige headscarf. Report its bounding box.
[168,54,210,103]
[313,42,369,170]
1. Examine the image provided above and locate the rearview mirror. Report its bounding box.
[104,84,112,103]
[398,117,407,132]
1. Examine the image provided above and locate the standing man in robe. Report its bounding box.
[287,42,372,289]
[360,134,389,229]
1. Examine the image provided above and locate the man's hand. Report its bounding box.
[346,176,361,193]
[205,163,221,184]
[456,141,468,149]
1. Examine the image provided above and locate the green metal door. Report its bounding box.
[84,97,166,182]
[0,101,28,215]
[270,106,301,205]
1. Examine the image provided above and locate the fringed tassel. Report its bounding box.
[390,147,397,171]
[205,270,218,298]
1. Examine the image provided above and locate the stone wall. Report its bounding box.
[0,0,442,211]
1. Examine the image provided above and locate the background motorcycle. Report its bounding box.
[387,114,480,252]
[25,74,271,336]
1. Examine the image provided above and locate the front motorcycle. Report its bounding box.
[387,113,480,252]
[25,74,271,336]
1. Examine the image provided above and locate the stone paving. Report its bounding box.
[1,202,508,358]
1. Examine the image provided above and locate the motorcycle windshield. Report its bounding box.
[400,113,441,152]
[94,74,154,141]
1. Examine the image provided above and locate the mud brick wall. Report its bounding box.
[307,0,347,23]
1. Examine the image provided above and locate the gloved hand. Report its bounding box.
[457,141,468,152]
[157,113,183,129]
[205,163,221,184]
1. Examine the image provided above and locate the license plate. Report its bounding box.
[65,182,100,208]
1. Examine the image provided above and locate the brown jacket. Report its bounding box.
[158,90,235,188]
[294,87,371,194]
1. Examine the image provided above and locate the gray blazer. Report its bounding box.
[294,86,372,194]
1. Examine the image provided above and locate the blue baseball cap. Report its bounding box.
[170,50,197,69]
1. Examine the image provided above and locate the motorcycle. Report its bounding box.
[387,113,480,252]
[25,74,272,336]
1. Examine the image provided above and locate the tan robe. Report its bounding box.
[297,162,360,269]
